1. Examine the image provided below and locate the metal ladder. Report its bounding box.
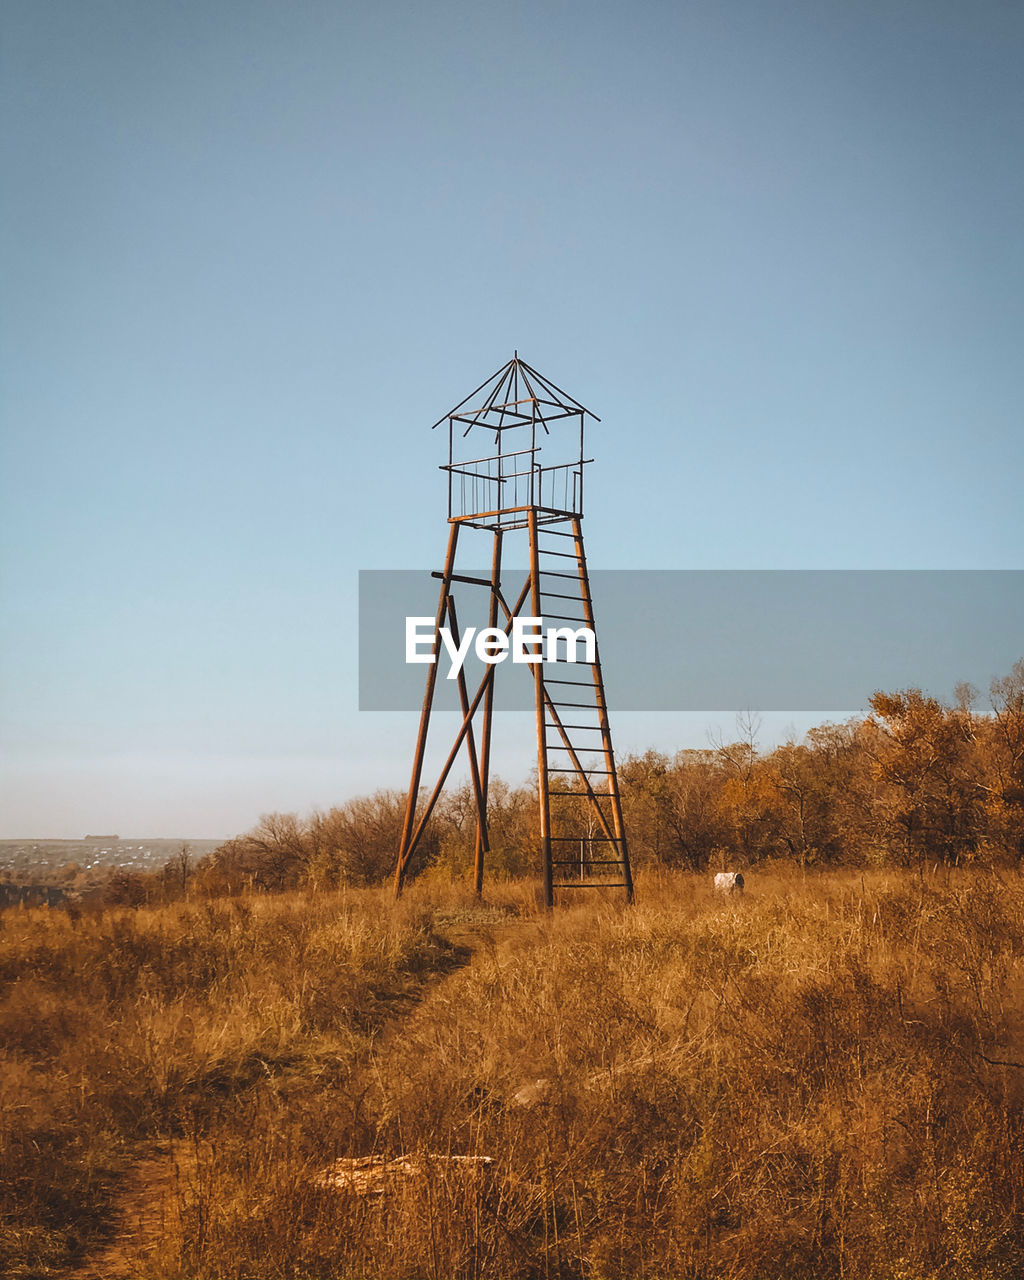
[530,514,634,901]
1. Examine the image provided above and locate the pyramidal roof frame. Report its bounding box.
[433,351,600,437]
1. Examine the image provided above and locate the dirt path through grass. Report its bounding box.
[61,901,539,1279]
[67,1143,191,1279]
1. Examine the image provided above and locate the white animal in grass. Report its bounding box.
[713,871,745,895]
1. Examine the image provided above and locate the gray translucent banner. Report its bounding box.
[359,570,1024,712]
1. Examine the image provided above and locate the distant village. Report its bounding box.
[0,838,223,908]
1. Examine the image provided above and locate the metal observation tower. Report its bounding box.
[393,354,633,907]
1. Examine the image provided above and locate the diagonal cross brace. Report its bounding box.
[394,574,532,881]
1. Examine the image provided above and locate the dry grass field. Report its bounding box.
[3,867,1024,1279]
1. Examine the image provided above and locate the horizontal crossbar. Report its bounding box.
[553,882,629,889]
[551,860,625,866]
[431,571,496,589]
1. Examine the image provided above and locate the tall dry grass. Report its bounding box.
[0,889,462,1276]
[3,870,1024,1278]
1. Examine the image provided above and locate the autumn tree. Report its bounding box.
[481,777,536,877]
[619,751,686,867]
[308,791,417,887]
[161,842,192,898]
[867,688,979,869]
[984,660,1024,861]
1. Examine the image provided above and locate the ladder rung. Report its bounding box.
[550,835,618,842]
[537,528,577,538]
[540,613,589,623]
[547,723,606,732]
[553,882,629,889]
[547,700,603,710]
[551,859,624,866]
[550,790,612,797]
[549,768,614,774]
[547,755,611,763]
[540,590,590,602]
[545,678,592,686]
[539,570,581,580]
[537,549,582,560]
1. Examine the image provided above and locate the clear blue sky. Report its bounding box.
[2,0,1022,837]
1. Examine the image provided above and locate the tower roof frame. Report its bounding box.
[432,352,600,436]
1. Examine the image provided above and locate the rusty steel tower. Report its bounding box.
[393,354,633,907]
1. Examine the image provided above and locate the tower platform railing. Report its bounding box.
[444,453,587,528]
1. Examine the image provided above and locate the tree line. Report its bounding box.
[179,661,1024,896]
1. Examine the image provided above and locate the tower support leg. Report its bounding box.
[474,530,502,896]
[445,592,490,892]
[394,523,459,897]
[528,509,553,909]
